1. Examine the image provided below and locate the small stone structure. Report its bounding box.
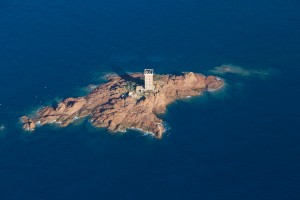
[136,85,144,93]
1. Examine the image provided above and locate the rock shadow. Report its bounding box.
[111,65,144,85]
[168,69,183,76]
[51,101,58,110]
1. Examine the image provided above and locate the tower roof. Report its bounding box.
[144,69,154,74]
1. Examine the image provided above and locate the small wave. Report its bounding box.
[0,124,5,131]
[128,127,155,137]
[163,122,171,132]
[73,84,99,96]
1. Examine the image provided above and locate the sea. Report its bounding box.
[0,0,300,199]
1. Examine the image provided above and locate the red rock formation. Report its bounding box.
[205,76,224,91]
[21,72,224,138]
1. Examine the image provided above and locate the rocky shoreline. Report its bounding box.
[21,72,224,138]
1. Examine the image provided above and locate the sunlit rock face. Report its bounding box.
[21,72,224,138]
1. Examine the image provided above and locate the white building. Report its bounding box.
[144,69,154,91]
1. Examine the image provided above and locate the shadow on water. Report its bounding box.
[168,69,183,76]
[51,100,60,110]
[111,65,144,85]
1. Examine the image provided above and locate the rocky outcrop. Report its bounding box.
[21,72,224,138]
[21,116,36,131]
[205,76,224,91]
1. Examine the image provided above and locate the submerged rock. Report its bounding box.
[210,64,271,78]
[21,72,224,138]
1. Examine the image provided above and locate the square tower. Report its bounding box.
[144,69,154,91]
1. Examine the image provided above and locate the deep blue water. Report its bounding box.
[1,0,300,199]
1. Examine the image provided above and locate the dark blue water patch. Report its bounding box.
[1,0,300,199]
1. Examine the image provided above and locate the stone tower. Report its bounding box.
[144,69,154,91]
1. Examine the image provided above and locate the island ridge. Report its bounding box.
[21,71,224,138]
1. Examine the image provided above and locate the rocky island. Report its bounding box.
[21,70,224,138]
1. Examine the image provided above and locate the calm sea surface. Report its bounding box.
[0,0,300,199]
